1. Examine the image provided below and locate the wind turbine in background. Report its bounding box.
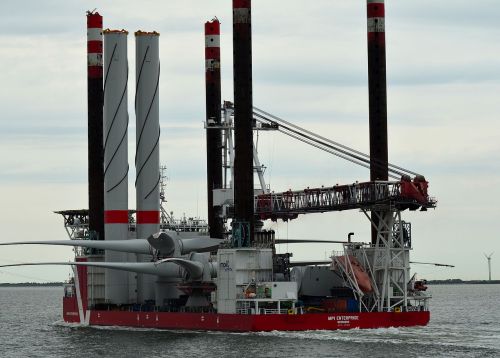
[484,252,494,281]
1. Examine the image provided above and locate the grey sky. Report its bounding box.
[0,1,499,282]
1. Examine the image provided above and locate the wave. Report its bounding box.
[50,320,499,353]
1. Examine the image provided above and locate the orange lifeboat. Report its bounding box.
[335,255,373,293]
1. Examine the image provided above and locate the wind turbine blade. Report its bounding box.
[147,232,176,255]
[0,261,183,277]
[180,238,224,254]
[410,261,455,268]
[289,260,331,267]
[156,258,204,280]
[0,240,151,254]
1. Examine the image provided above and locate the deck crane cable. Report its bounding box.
[253,106,421,178]
[254,116,399,180]
[254,111,414,178]
[253,113,369,166]
[253,113,403,179]
[227,104,379,174]
[254,107,370,162]
[253,106,417,176]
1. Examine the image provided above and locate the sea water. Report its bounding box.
[0,284,499,357]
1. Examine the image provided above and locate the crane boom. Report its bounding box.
[255,179,436,221]
[216,104,436,221]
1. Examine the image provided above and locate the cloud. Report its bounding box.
[1,1,499,282]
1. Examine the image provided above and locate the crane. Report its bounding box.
[208,102,437,313]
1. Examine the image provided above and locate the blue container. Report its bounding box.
[347,299,359,312]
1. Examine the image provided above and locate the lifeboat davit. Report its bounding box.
[335,255,373,293]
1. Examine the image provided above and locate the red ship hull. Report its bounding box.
[63,297,429,331]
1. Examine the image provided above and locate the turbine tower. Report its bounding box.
[484,252,494,281]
